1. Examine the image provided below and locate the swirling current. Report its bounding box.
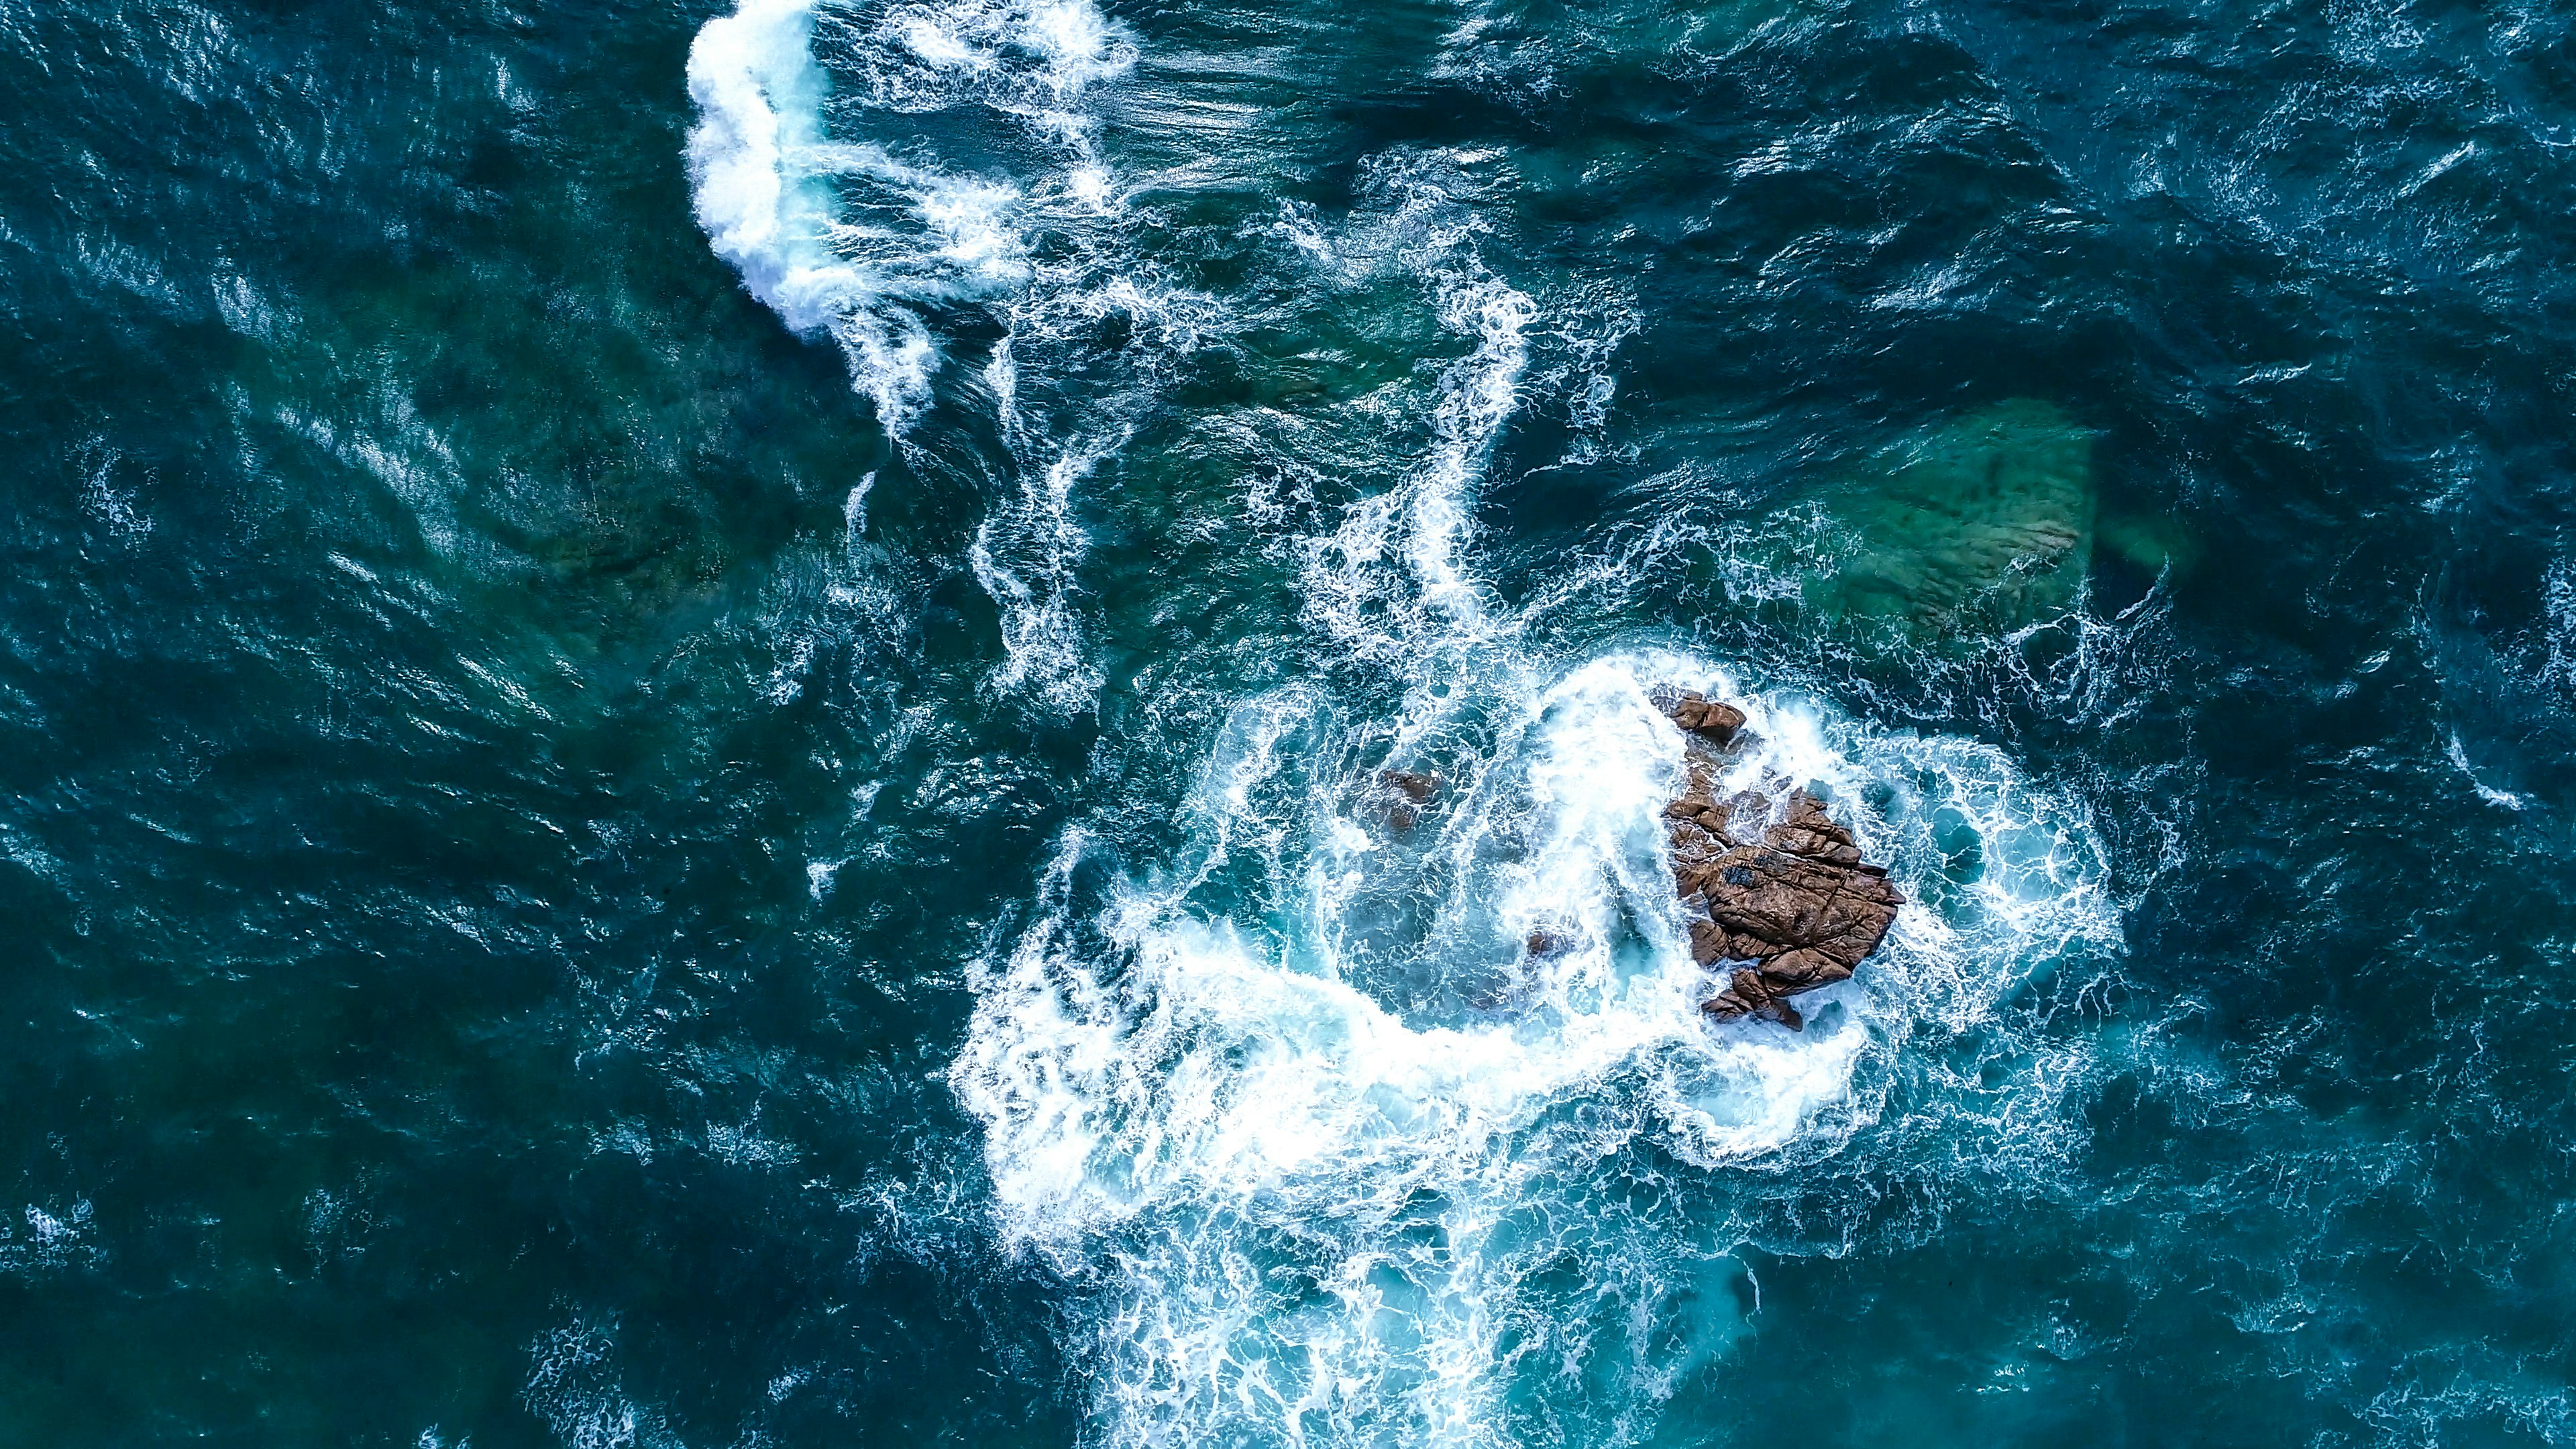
[3,0,2575,1442]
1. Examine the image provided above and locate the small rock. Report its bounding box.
[1701,967,1805,1032]
[1380,769,1442,803]
[1368,769,1442,835]
[1659,691,1748,746]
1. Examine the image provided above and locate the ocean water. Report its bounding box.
[3,0,2575,1442]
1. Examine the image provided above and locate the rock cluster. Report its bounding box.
[1656,691,1902,1031]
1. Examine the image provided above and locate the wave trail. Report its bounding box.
[684,0,1131,436]
[690,0,1169,709]
[944,159,2121,1442]
[957,647,2121,1447]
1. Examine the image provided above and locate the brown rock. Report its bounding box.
[1665,759,1721,819]
[1668,816,1729,868]
[1760,792,1865,865]
[1659,690,1748,745]
[1652,739,1903,1028]
[1368,769,1442,835]
[1701,968,1806,1031]
[1687,918,1730,966]
[1727,847,1896,967]
[1380,770,1441,803]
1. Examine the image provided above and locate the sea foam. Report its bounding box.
[684,0,1130,435]
[954,648,2119,1446]
[947,183,2121,1442]
[688,0,1151,708]
[686,10,2125,1440]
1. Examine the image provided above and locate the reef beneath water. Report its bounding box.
[1802,398,2097,637]
[1654,689,1903,1030]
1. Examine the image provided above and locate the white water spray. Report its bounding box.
[683,8,2124,1440]
[687,0,1150,706]
[950,186,2121,1442]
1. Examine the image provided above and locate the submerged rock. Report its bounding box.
[1658,698,1902,1030]
[2096,509,2203,579]
[1381,769,1442,802]
[1803,398,2096,636]
[1372,768,1443,833]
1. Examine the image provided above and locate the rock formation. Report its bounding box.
[1664,692,1746,744]
[1375,769,1442,833]
[1654,692,1902,1030]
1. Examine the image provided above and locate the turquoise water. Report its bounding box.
[4,0,2575,1442]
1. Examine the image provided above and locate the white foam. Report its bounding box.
[933,148,2118,1434]
[688,0,1169,710]
[991,178,2117,1436]
[2448,731,2528,811]
[956,629,2118,1444]
[969,437,1112,712]
[0,1197,101,1275]
[1299,266,1530,665]
[684,0,1132,434]
[1412,276,1533,626]
[685,0,849,335]
[670,13,2133,1432]
[523,1318,674,1449]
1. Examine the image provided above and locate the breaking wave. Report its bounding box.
[689,3,2124,1442]
[688,0,1155,707]
[953,639,2120,1444]
[686,0,1130,432]
[951,218,2117,1449]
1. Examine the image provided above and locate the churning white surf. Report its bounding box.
[686,0,1161,710]
[683,0,1132,435]
[954,651,2119,1446]
[947,221,2119,1445]
[685,6,2125,1436]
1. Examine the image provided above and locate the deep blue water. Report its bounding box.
[5,0,2576,1442]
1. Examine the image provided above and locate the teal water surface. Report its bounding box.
[3,0,2575,1444]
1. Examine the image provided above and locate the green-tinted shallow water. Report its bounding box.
[4,0,2576,1444]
